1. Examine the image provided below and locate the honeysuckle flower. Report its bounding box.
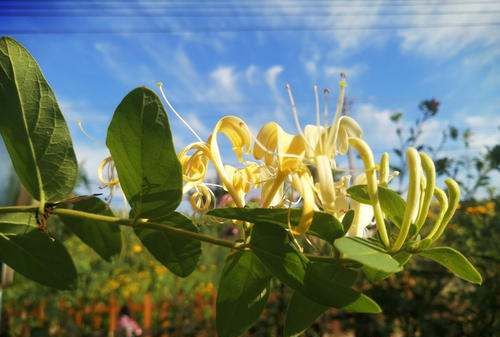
[253,121,306,207]
[189,184,215,212]
[94,78,464,251]
[98,156,120,201]
[282,78,362,221]
[178,142,210,191]
[170,114,254,212]
[348,173,375,238]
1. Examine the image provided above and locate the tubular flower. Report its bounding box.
[178,116,253,210]
[253,122,306,207]
[98,156,120,201]
[96,77,464,249]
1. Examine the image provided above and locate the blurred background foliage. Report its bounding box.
[0,98,499,337]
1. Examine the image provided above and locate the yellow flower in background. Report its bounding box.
[132,244,142,253]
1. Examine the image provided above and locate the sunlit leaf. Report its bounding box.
[0,230,77,289]
[284,260,370,337]
[58,197,121,262]
[216,251,271,337]
[0,212,36,234]
[418,246,482,284]
[363,251,412,282]
[135,212,201,277]
[335,237,402,273]
[107,87,182,221]
[0,37,77,202]
[250,222,380,313]
[209,208,343,243]
[347,185,406,227]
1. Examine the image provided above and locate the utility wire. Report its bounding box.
[2,9,500,17]
[3,22,500,34]
[2,0,500,9]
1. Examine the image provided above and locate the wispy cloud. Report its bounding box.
[264,65,287,120]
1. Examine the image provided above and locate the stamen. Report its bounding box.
[76,119,94,140]
[314,85,324,154]
[157,82,203,142]
[314,85,321,128]
[325,74,347,155]
[252,132,305,160]
[285,83,314,152]
[323,88,331,123]
[204,182,227,191]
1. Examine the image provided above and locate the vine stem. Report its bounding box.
[0,206,338,263]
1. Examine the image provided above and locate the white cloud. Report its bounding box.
[324,64,367,79]
[94,42,155,86]
[265,65,284,89]
[264,65,287,120]
[245,65,259,85]
[352,103,399,150]
[208,66,242,102]
[257,0,499,60]
[464,115,496,129]
[463,115,500,148]
[397,2,500,57]
[184,112,210,138]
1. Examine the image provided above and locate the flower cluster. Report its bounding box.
[99,76,461,253]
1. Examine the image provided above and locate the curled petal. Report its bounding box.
[98,156,119,187]
[208,116,252,207]
[315,154,336,213]
[97,156,120,201]
[178,142,210,184]
[336,116,363,155]
[303,125,326,158]
[209,116,251,162]
[223,165,248,203]
[293,171,315,235]
[189,184,214,212]
[254,122,305,173]
[261,179,284,207]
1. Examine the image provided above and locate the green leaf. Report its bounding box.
[363,251,412,282]
[250,223,380,313]
[0,37,77,202]
[285,292,328,337]
[418,247,482,284]
[301,262,380,313]
[0,230,77,289]
[0,212,36,234]
[58,197,121,262]
[378,186,406,228]
[284,262,364,337]
[348,185,407,228]
[135,212,201,277]
[342,209,355,234]
[216,251,271,337]
[106,87,182,221]
[334,237,402,273]
[209,208,344,243]
[347,185,372,204]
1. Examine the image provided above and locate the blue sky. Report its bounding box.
[1,0,499,198]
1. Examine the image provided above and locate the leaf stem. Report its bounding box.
[0,206,341,263]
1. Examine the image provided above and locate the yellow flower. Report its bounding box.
[146,78,464,249]
[132,244,142,253]
[97,156,120,200]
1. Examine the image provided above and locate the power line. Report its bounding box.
[3,22,500,34]
[2,9,500,17]
[2,0,500,9]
